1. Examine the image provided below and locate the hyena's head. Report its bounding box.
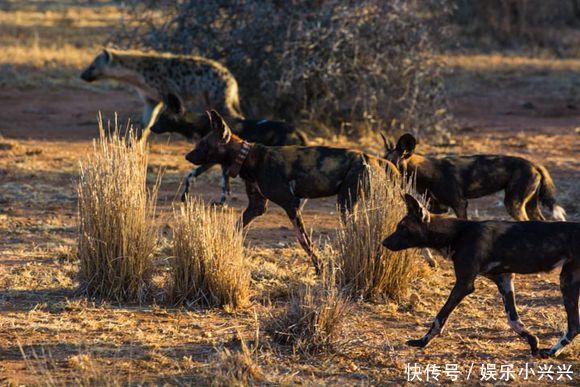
[80,50,112,82]
[382,194,431,251]
[185,110,234,165]
[382,133,416,169]
[150,94,206,140]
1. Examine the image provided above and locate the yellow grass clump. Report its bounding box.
[269,254,350,353]
[336,169,420,302]
[77,118,158,303]
[171,198,250,309]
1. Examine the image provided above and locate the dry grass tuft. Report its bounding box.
[77,117,158,303]
[336,169,420,302]
[20,344,125,387]
[170,198,250,309]
[269,253,350,353]
[213,327,264,386]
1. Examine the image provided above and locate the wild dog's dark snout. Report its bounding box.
[185,151,198,164]
[80,69,95,82]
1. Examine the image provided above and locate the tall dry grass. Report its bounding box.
[269,253,350,353]
[170,198,250,309]
[336,169,419,302]
[77,118,158,303]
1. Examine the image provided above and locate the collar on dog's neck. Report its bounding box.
[227,141,253,178]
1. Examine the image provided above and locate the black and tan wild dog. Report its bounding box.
[382,133,566,221]
[150,94,307,203]
[186,110,399,274]
[383,194,579,357]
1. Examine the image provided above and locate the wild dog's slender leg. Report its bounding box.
[525,192,545,221]
[505,170,540,221]
[215,169,231,205]
[540,261,579,357]
[451,198,468,219]
[488,273,540,355]
[407,278,476,347]
[422,249,437,268]
[241,182,269,227]
[180,163,215,201]
[258,180,320,274]
[337,164,367,217]
[287,207,320,275]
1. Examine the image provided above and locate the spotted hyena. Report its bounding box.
[80,49,244,127]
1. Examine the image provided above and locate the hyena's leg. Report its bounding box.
[541,261,579,358]
[488,273,540,355]
[142,97,160,128]
[180,163,215,202]
[408,277,476,348]
[525,191,545,221]
[504,170,541,221]
[241,182,269,227]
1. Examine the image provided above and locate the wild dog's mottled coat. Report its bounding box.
[151,94,308,203]
[383,194,579,357]
[80,49,244,126]
[383,133,566,221]
[186,110,399,273]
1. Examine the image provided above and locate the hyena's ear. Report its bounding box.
[396,133,417,158]
[404,194,430,223]
[207,110,231,142]
[380,133,394,151]
[165,93,184,115]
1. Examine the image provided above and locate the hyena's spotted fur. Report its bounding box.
[80,49,244,127]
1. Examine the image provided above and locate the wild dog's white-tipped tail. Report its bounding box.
[552,205,567,221]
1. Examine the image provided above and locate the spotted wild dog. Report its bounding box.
[382,133,566,221]
[150,93,308,203]
[383,194,579,357]
[186,110,399,274]
[80,49,244,127]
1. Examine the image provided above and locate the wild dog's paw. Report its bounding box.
[210,200,226,207]
[406,338,428,348]
[537,348,554,358]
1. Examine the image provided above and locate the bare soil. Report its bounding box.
[0,80,578,385]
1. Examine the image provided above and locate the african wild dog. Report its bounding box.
[382,133,566,221]
[383,194,579,357]
[150,93,308,203]
[186,110,399,274]
[80,49,244,127]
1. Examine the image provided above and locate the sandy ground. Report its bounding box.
[0,80,578,385]
[0,2,579,385]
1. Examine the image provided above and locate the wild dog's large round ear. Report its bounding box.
[165,93,184,115]
[403,193,430,223]
[101,49,112,63]
[207,110,231,142]
[396,133,417,158]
